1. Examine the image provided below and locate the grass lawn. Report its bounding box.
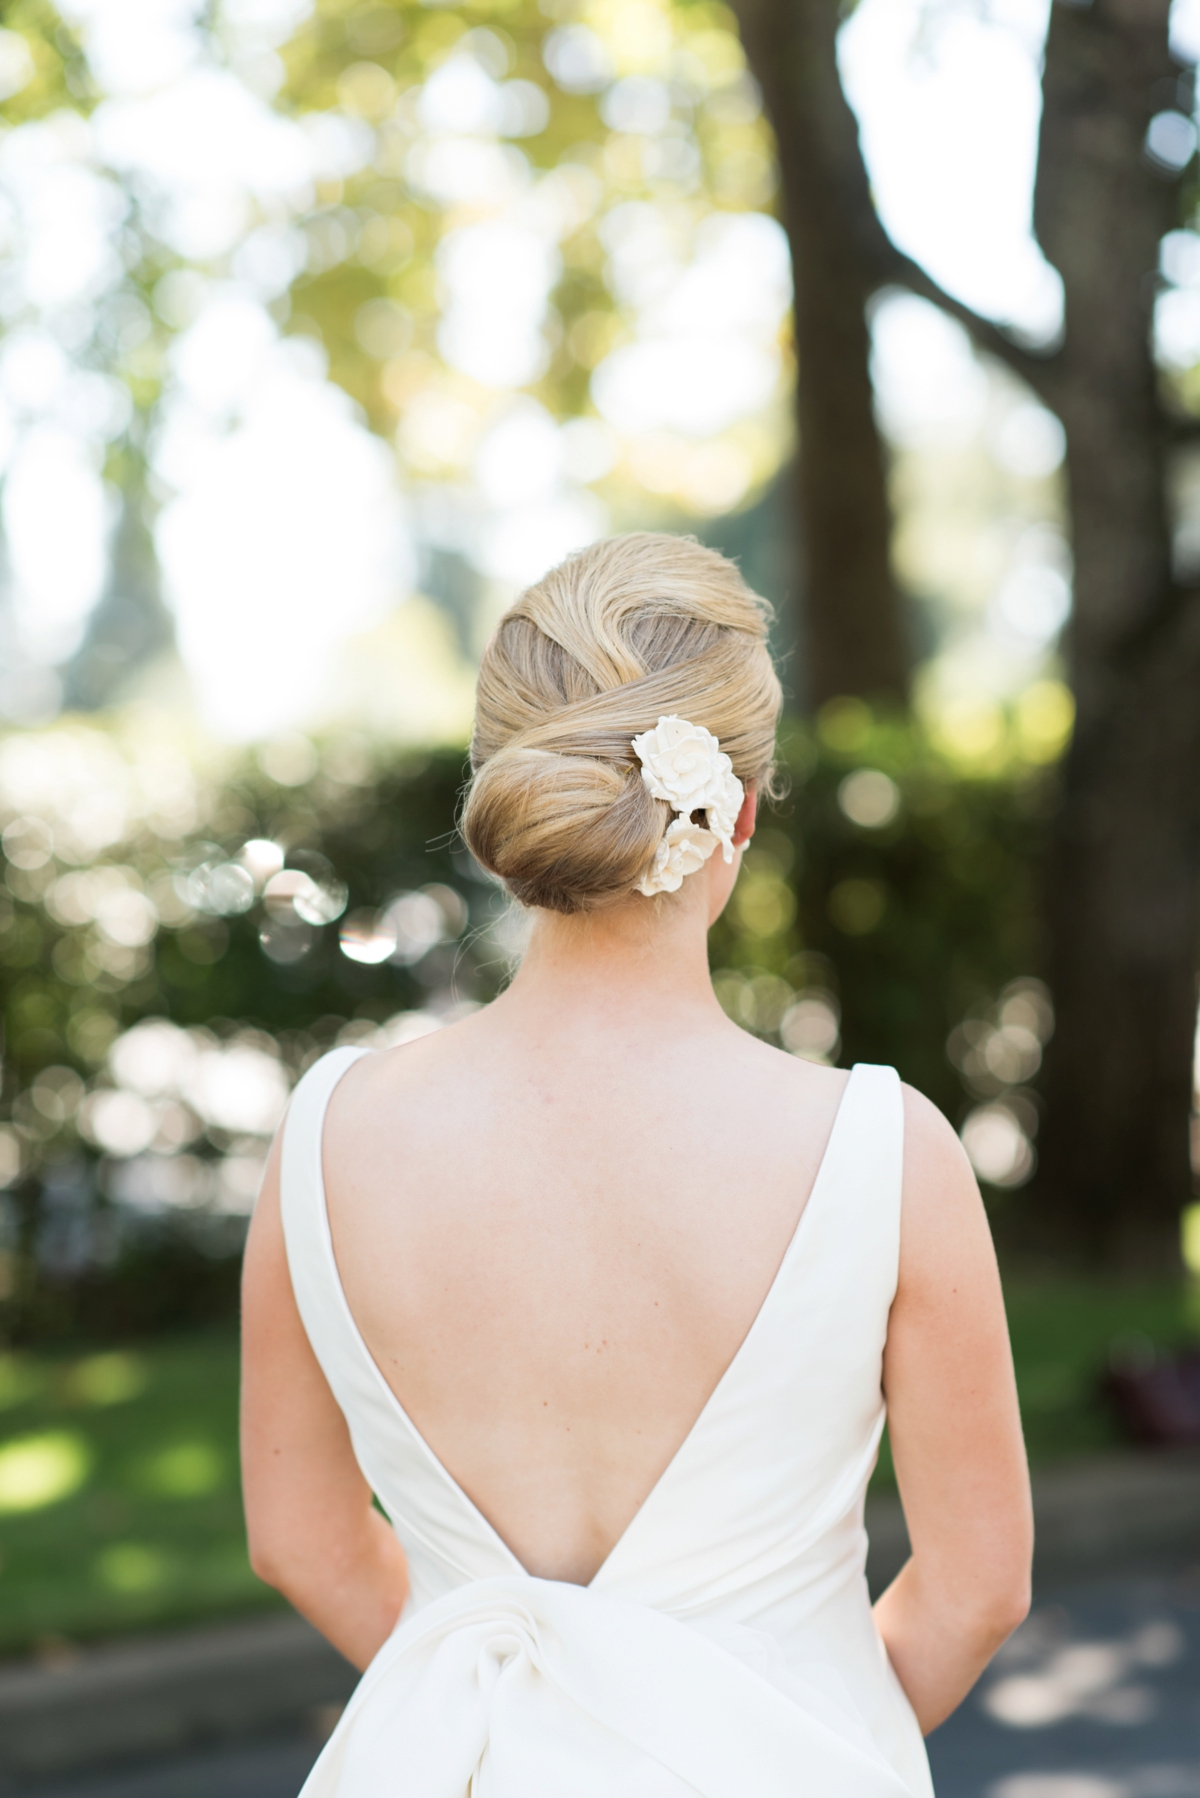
[0,1331,275,1658]
[1,1278,1197,1656]
[872,1276,1200,1489]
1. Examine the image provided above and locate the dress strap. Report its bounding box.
[278,1045,382,1422]
[277,1046,416,1490]
[825,1063,905,1307]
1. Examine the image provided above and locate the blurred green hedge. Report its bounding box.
[715,708,1048,1116]
[0,709,1052,1345]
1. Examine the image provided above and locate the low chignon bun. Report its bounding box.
[461,532,783,914]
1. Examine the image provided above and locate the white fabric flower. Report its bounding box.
[632,716,724,814]
[702,764,746,863]
[631,714,746,876]
[636,818,719,897]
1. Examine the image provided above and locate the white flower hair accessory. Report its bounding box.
[631,715,745,897]
[638,817,717,896]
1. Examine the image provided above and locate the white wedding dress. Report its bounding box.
[280,1047,935,1797]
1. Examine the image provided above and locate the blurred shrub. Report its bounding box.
[0,736,489,1344]
[711,705,1049,1114]
[707,702,1053,1226]
[0,710,1053,1344]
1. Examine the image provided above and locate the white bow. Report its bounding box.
[303,1575,914,1798]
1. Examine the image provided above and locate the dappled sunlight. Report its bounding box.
[0,1429,91,1513]
[989,1780,1141,1798]
[0,0,1105,746]
[920,1569,1200,1798]
[913,682,1075,773]
[711,923,842,1069]
[0,727,495,1252]
[93,1542,172,1595]
[983,1611,1185,1732]
[137,1441,225,1500]
[837,769,900,831]
[0,0,801,742]
[61,1351,148,1408]
[1182,1204,1200,1276]
[0,1334,259,1651]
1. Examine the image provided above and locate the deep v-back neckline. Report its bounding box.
[311,1051,862,1588]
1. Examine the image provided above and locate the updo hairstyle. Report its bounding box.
[461,532,783,914]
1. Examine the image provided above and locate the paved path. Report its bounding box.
[20,1566,1200,1798]
[20,1735,320,1798]
[928,1563,1200,1798]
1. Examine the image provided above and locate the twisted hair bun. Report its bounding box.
[462,533,783,914]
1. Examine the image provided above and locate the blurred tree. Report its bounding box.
[271,0,787,630]
[274,0,605,441]
[0,6,182,712]
[727,0,907,707]
[734,0,1199,1271]
[728,0,1061,706]
[1022,0,1198,1271]
[62,451,175,712]
[0,0,87,122]
[5,0,1191,1271]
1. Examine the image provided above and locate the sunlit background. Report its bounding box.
[0,0,1199,1679]
[6,0,1166,741]
[3,0,1200,1219]
[4,0,1200,1214]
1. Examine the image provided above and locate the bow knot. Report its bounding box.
[303,1576,913,1798]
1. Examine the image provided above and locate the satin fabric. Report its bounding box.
[280,1049,934,1797]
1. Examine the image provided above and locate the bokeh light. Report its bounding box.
[0,1429,91,1513]
[951,978,1054,1188]
[837,769,900,831]
[0,0,1109,747]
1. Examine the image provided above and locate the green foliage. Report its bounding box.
[274,0,781,490]
[1005,1280,1200,1466]
[0,3,91,123]
[0,709,1058,1348]
[0,738,491,1345]
[710,705,1048,1128]
[0,742,474,1083]
[870,1280,1199,1493]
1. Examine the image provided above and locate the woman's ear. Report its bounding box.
[732,780,758,849]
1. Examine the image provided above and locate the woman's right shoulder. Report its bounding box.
[900,1083,978,1201]
[896,1081,993,1283]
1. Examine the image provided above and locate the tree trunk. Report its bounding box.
[731,0,1200,1266]
[63,455,174,712]
[1027,0,1200,1270]
[731,0,910,708]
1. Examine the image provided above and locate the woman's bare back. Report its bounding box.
[324,999,849,1585]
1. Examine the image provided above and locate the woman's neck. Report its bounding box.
[494,887,724,1033]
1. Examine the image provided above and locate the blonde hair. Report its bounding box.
[462,532,783,914]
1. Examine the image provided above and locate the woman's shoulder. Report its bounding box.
[899,1081,975,1193]
[894,1081,989,1280]
[738,1050,972,1210]
[317,1007,490,1139]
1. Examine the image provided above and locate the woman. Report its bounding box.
[241,533,1032,1797]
